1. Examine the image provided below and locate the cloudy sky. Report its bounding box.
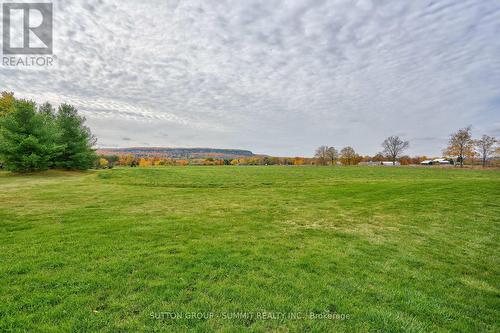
[1,0,500,156]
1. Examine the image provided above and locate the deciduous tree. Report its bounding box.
[340,146,359,165]
[372,153,385,162]
[474,135,497,167]
[382,136,409,165]
[444,126,474,167]
[138,158,150,167]
[98,158,109,169]
[0,91,15,117]
[326,147,338,165]
[315,146,329,165]
[119,154,136,166]
[399,155,411,165]
[315,146,338,166]
[293,157,305,165]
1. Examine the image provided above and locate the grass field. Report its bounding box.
[0,166,499,332]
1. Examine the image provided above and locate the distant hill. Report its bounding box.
[96,147,255,159]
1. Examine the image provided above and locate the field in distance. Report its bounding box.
[0,166,499,332]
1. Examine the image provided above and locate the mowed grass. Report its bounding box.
[0,166,499,332]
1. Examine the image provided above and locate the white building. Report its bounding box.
[433,158,451,165]
[421,158,451,165]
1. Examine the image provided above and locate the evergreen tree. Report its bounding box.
[0,99,62,172]
[54,104,97,170]
[38,102,56,119]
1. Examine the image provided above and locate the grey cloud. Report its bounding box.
[1,0,499,156]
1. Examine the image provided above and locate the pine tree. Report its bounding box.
[0,99,62,172]
[54,104,97,170]
[38,102,56,119]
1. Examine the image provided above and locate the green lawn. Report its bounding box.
[0,166,499,332]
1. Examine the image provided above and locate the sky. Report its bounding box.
[1,0,500,157]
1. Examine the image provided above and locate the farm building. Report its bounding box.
[358,161,401,166]
[421,158,452,165]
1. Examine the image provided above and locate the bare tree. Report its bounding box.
[315,146,338,166]
[382,136,409,165]
[444,126,474,167]
[474,135,497,167]
[314,146,329,166]
[326,147,338,165]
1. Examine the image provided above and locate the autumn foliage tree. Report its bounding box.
[0,92,15,117]
[293,157,305,165]
[98,158,109,169]
[372,153,385,162]
[444,126,474,167]
[340,146,360,165]
[118,154,136,166]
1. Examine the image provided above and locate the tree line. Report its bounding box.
[0,92,96,172]
[315,128,498,167]
[98,128,497,168]
[444,126,497,167]
[95,154,319,168]
[98,150,484,168]
[315,137,411,166]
